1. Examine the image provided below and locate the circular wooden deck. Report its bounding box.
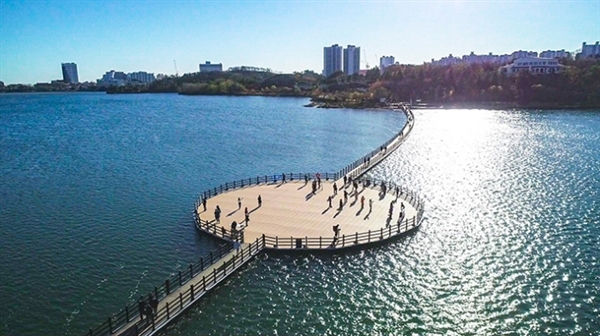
[196,178,420,248]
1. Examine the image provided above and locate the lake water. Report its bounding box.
[1,93,599,335]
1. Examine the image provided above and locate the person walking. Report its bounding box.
[245,212,250,225]
[149,294,159,314]
[202,197,207,212]
[328,195,332,208]
[282,173,286,183]
[369,199,373,212]
[388,201,394,217]
[339,199,343,210]
[258,195,262,207]
[343,175,347,186]
[316,172,321,189]
[237,197,242,209]
[361,195,365,209]
[344,190,348,204]
[333,183,338,195]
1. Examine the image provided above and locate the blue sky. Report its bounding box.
[1,0,599,84]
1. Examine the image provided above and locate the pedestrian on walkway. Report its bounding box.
[388,201,394,217]
[395,186,400,197]
[202,197,207,212]
[333,224,340,238]
[339,199,343,210]
[312,180,317,194]
[149,294,158,314]
[138,296,147,321]
[369,199,373,212]
[244,206,249,217]
[333,183,338,195]
[328,195,332,208]
[316,172,321,189]
[258,195,262,207]
[245,212,250,225]
[238,197,242,209]
[343,175,347,186]
[282,173,286,183]
[214,206,221,222]
[305,174,309,184]
[361,196,365,209]
[344,190,348,203]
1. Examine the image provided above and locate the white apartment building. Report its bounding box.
[539,49,571,59]
[128,71,156,84]
[323,44,343,77]
[379,56,395,72]
[199,61,223,72]
[343,45,360,75]
[499,57,566,76]
[581,42,600,58]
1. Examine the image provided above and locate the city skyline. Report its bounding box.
[1,0,599,84]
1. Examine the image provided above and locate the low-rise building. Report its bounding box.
[97,70,128,87]
[199,61,223,72]
[499,57,566,76]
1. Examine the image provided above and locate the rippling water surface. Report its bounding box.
[1,94,599,335]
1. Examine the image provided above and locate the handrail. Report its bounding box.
[108,237,266,336]
[84,241,235,336]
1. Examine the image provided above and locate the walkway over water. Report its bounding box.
[84,103,424,336]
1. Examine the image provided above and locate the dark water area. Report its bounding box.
[1,93,599,335]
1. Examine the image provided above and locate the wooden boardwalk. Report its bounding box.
[197,179,418,246]
[83,103,424,336]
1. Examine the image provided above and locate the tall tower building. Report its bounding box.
[379,56,395,72]
[343,45,360,75]
[323,44,343,77]
[61,63,79,84]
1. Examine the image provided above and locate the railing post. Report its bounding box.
[189,263,193,278]
[125,305,130,322]
[213,268,217,283]
[179,292,183,310]
[276,236,278,248]
[342,235,345,247]
[218,244,222,259]
[368,230,371,242]
[179,271,182,286]
[380,228,383,240]
[155,286,158,300]
[201,257,204,271]
[388,225,391,238]
[210,251,213,264]
[320,236,322,249]
[166,301,170,320]
[165,279,170,295]
[203,276,206,291]
[190,284,195,301]
[355,232,358,244]
[107,317,113,334]
[89,328,93,336]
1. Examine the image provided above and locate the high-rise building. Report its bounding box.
[323,44,343,77]
[61,63,79,84]
[199,61,223,72]
[343,45,360,75]
[379,56,395,72]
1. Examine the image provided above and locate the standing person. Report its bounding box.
[401,202,405,211]
[333,224,340,238]
[369,199,373,212]
[312,180,317,194]
[149,294,159,314]
[339,198,343,210]
[344,190,348,204]
[244,206,249,218]
[214,207,219,222]
[388,201,394,217]
[245,212,250,225]
[316,173,321,189]
[282,173,286,183]
[305,174,308,184]
[343,175,347,186]
[395,186,400,198]
[361,196,365,209]
[237,197,242,209]
[138,296,146,321]
[257,195,262,207]
[202,197,207,212]
[328,195,332,208]
[333,183,338,195]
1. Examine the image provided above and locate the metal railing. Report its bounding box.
[85,241,234,336]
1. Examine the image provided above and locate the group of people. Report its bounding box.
[138,294,159,321]
[388,200,406,224]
